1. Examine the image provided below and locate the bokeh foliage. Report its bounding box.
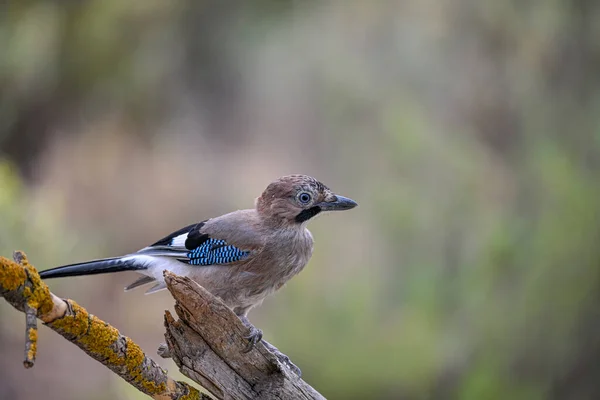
[1,1,600,399]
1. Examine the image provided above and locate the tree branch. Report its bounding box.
[162,272,325,400]
[0,251,202,399]
[0,252,326,400]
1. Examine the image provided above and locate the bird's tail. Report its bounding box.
[39,257,146,279]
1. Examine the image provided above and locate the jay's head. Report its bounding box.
[256,175,357,226]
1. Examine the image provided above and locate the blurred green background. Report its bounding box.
[1,1,600,399]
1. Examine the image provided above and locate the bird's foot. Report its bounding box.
[239,316,263,353]
[243,326,263,353]
[263,340,302,377]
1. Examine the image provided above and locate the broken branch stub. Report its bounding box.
[163,272,326,400]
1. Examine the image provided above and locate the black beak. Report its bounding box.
[318,195,358,211]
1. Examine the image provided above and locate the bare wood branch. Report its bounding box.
[0,252,327,399]
[23,301,37,368]
[163,272,326,400]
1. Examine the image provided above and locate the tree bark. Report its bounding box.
[0,252,326,400]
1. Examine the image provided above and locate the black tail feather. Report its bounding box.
[39,257,145,279]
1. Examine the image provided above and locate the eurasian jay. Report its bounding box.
[39,174,357,375]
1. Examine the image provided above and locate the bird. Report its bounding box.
[39,174,357,375]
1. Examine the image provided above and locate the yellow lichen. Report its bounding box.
[79,315,123,365]
[2,253,201,398]
[0,256,27,291]
[50,300,169,395]
[27,327,38,361]
[178,386,202,400]
[51,301,123,365]
[21,257,54,315]
[125,337,167,394]
[49,300,90,337]
[29,292,53,315]
[0,253,54,316]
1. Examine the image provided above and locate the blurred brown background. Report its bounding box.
[1,1,600,399]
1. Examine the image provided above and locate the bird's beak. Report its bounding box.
[318,195,358,211]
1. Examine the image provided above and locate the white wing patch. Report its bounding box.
[170,232,189,247]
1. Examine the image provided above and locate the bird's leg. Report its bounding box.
[261,339,302,377]
[239,315,263,353]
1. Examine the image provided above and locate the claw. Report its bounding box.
[239,315,263,353]
[242,326,263,353]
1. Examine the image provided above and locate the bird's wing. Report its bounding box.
[137,214,262,266]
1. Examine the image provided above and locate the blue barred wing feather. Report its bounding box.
[187,238,250,265]
[144,221,250,266]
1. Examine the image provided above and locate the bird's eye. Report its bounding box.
[298,192,312,204]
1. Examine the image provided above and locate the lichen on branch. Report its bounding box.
[1,251,323,400]
[0,252,204,400]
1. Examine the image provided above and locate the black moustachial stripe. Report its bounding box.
[295,206,322,223]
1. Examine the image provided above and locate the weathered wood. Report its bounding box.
[0,252,327,399]
[163,272,326,400]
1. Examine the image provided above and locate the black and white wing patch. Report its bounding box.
[145,221,250,266]
[150,222,199,247]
